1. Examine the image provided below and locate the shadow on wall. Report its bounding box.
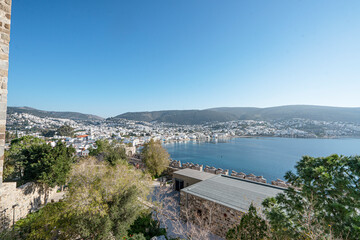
[0,209,10,231]
[0,182,59,230]
[19,182,51,204]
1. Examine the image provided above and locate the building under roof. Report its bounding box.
[172,168,215,191]
[174,168,215,181]
[181,174,285,212]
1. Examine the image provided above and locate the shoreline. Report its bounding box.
[162,135,360,145]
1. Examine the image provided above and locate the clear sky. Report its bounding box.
[8,0,360,117]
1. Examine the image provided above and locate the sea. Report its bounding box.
[163,137,360,181]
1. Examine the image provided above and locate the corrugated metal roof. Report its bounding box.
[173,168,215,181]
[182,175,285,212]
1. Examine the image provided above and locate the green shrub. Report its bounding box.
[128,212,166,240]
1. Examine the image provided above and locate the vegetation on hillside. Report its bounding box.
[41,129,56,138]
[7,106,104,121]
[56,125,74,137]
[113,105,360,125]
[113,109,238,125]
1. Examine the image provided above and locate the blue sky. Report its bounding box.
[8,0,360,117]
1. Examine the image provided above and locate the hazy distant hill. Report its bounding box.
[210,105,360,123]
[9,105,360,124]
[7,107,104,121]
[112,110,238,125]
[114,105,360,124]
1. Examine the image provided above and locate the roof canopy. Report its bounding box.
[182,175,285,212]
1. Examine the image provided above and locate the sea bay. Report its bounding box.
[164,137,360,181]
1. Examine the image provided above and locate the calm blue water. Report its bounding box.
[164,137,360,181]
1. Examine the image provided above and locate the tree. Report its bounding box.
[56,125,74,137]
[42,129,56,138]
[4,136,45,181]
[89,139,128,166]
[226,204,268,240]
[89,139,110,156]
[141,139,170,177]
[20,141,75,187]
[5,137,76,187]
[64,158,152,239]
[262,154,360,240]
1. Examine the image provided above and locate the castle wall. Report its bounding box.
[0,182,59,229]
[180,191,244,238]
[0,0,11,185]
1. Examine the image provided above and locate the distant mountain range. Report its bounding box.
[7,107,104,121]
[111,110,237,125]
[8,105,360,125]
[113,105,360,125]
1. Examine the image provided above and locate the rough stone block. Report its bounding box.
[0,44,9,54]
[0,92,7,102]
[1,33,9,42]
[0,59,8,70]
[0,68,7,76]
[0,27,10,35]
[0,3,10,13]
[0,53,8,61]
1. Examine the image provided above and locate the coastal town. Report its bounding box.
[7,111,360,146]
[5,111,360,180]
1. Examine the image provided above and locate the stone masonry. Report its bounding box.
[0,182,59,230]
[0,0,11,186]
[180,191,244,238]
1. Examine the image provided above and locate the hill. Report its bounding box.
[7,107,104,121]
[210,105,360,123]
[113,105,360,124]
[112,110,238,125]
[8,105,360,124]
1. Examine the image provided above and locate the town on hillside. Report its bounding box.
[7,112,360,157]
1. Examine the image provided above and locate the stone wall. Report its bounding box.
[0,182,59,230]
[180,191,243,238]
[0,0,11,185]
